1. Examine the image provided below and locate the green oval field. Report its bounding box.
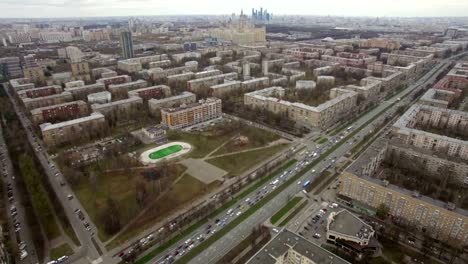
[148,145,183,159]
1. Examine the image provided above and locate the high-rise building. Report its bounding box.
[120,31,134,59]
[0,57,22,78]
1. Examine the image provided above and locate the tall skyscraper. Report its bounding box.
[120,31,134,59]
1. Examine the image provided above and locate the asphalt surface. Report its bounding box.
[0,123,39,264]
[2,85,110,264]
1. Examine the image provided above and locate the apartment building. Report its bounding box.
[209,81,242,97]
[321,53,377,67]
[17,85,62,99]
[108,79,148,97]
[391,104,468,161]
[65,80,85,89]
[339,171,468,244]
[23,66,45,84]
[65,83,106,101]
[96,75,131,88]
[127,85,171,101]
[92,68,117,79]
[147,61,198,81]
[9,78,34,91]
[87,91,111,104]
[241,77,270,91]
[359,38,401,50]
[71,61,91,81]
[0,57,22,77]
[22,91,73,110]
[187,72,238,93]
[30,100,89,125]
[148,92,196,115]
[161,98,222,129]
[419,88,458,108]
[40,112,106,146]
[244,87,357,129]
[91,96,143,118]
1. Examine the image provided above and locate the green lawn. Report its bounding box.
[73,162,187,242]
[166,131,234,158]
[279,200,308,227]
[270,197,302,225]
[149,145,183,159]
[50,243,73,260]
[207,144,289,177]
[211,126,280,156]
[106,174,212,249]
[317,138,328,144]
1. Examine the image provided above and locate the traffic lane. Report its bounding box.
[0,127,39,263]
[4,88,103,261]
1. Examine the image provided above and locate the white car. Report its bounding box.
[20,250,28,260]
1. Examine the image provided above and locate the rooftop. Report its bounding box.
[40,112,104,132]
[328,209,373,241]
[246,229,350,264]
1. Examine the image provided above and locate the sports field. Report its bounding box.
[149,145,183,159]
[140,142,192,165]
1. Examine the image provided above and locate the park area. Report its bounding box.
[64,120,290,248]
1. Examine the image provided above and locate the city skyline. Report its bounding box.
[1,0,468,18]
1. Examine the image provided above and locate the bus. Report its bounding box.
[303,180,311,189]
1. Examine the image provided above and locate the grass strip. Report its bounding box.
[50,243,74,260]
[270,197,302,225]
[278,200,308,227]
[134,159,297,264]
[317,138,328,144]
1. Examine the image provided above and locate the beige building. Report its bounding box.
[392,104,468,161]
[65,83,106,101]
[91,96,143,119]
[419,88,458,108]
[244,87,358,129]
[161,98,222,129]
[23,66,46,84]
[40,112,106,146]
[148,92,196,115]
[359,38,401,50]
[209,13,266,45]
[71,61,91,81]
[339,171,468,244]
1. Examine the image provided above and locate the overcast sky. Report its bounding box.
[1,0,468,18]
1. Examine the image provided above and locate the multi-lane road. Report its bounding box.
[2,84,112,264]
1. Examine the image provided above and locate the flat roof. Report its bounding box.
[40,112,104,131]
[328,210,373,240]
[246,229,350,264]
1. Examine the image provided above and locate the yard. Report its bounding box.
[72,161,187,241]
[206,144,289,177]
[166,122,281,158]
[106,174,218,248]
